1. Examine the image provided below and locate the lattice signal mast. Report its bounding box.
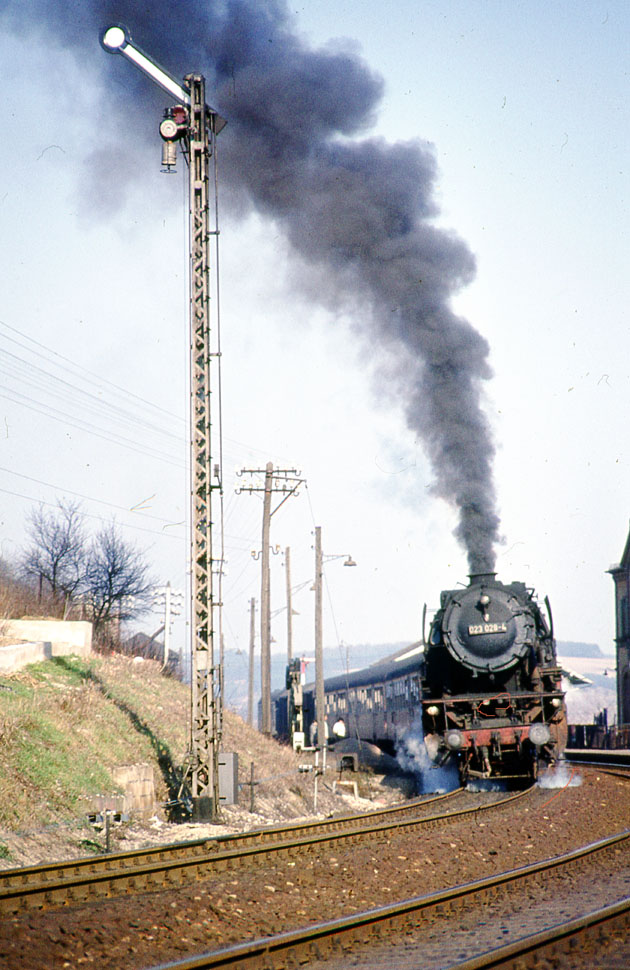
[101,25,226,820]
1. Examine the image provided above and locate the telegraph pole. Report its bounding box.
[100,26,226,820]
[314,526,325,749]
[260,463,273,730]
[248,597,256,727]
[153,582,184,667]
[285,546,293,663]
[236,465,305,733]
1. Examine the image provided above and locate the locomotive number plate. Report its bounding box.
[468,622,508,635]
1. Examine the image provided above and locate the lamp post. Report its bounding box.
[313,526,356,750]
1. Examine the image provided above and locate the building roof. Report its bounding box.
[608,520,630,576]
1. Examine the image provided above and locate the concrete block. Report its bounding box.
[112,763,155,819]
[0,641,49,673]
[3,619,92,659]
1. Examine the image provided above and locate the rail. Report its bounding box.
[445,896,630,969]
[140,830,630,970]
[0,787,531,916]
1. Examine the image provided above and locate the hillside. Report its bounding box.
[0,653,405,868]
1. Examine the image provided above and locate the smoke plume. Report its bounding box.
[5,0,500,571]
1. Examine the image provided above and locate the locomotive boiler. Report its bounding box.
[422,572,567,782]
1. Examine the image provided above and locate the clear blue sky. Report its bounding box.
[1,1,628,669]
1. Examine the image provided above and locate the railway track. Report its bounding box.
[565,754,630,783]
[0,789,458,891]
[0,786,529,916]
[138,830,630,970]
[444,896,630,969]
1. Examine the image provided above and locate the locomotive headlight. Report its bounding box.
[551,698,562,708]
[445,730,464,750]
[529,724,551,746]
[478,593,491,621]
[426,705,440,717]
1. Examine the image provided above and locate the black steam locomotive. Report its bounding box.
[422,572,567,782]
[271,572,566,784]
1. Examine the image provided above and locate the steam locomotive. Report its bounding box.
[421,572,567,782]
[272,572,567,784]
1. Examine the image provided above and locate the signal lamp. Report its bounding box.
[101,25,128,51]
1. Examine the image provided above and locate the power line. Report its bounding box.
[0,483,184,540]
[0,464,178,525]
[0,462,260,553]
[0,317,185,426]
[0,346,183,443]
[0,315,298,466]
[0,386,185,468]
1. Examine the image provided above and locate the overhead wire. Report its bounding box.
[0,464,179,525]
[0,385,185,468]
[0,315,297,508]
[0,482,183,540]
[0,343,183,442]
[0,317,185,427]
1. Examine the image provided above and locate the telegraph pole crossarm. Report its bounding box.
[236,468,304,516]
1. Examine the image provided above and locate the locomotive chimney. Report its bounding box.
[468,572,497,586]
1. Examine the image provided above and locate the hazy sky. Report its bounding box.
[1,1,628,672]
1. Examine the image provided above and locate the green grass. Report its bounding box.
[0,654,190,831]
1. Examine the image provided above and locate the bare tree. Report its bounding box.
[21,499,86,617]
[1,557,42,620]
[83,521,154,634]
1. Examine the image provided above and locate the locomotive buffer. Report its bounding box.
[101,25,226,820]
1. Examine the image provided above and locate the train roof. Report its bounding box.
[310,641,424,693]
[269,642,425,703]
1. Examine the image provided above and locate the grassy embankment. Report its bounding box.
[0,654,190,846]
[0,652,322,862]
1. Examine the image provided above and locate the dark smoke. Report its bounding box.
[5,0,500,572]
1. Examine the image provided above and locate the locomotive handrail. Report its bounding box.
[544,594,554,640]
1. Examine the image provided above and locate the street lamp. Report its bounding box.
[313,526,356,750]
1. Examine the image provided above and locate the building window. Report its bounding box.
[620,596,629,639]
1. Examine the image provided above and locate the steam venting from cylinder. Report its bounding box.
[4,0,501,572]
